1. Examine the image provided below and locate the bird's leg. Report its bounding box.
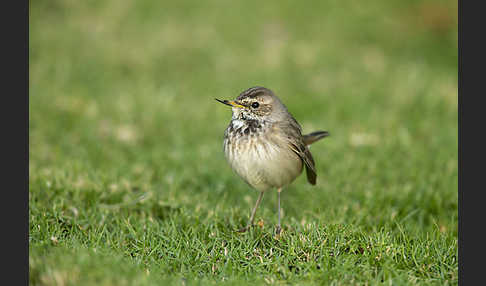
[276,187,283,235]
[238,191,264,232]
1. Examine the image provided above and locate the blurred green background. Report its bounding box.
[30,0,457,284]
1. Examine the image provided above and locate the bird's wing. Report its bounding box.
[289,140,317,185]
[278,119,317,185]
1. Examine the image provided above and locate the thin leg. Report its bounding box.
[238,191,264,232]
[276,188,282,235]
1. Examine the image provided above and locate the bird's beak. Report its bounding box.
[215,98,246,108]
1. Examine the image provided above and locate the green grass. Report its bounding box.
[29,0,457,284]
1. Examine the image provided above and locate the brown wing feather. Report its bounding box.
[303,148,317,185]
[289,141,317,185]
[278,119,318,185]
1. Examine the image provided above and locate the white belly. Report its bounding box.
[224,133,303,192]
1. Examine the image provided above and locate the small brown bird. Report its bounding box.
[216,86,329,234]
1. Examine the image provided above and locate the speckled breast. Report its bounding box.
[223,119,303,192]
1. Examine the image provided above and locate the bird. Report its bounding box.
[216,86,329,234]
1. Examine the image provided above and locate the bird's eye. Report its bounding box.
[251,102,259,108]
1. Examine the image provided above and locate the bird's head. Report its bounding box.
[216,86,289,122]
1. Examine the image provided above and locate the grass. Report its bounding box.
[29,0,457,284]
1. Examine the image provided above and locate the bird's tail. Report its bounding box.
[303,131,330,146]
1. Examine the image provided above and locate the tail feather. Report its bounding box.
[303,131,329,146]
